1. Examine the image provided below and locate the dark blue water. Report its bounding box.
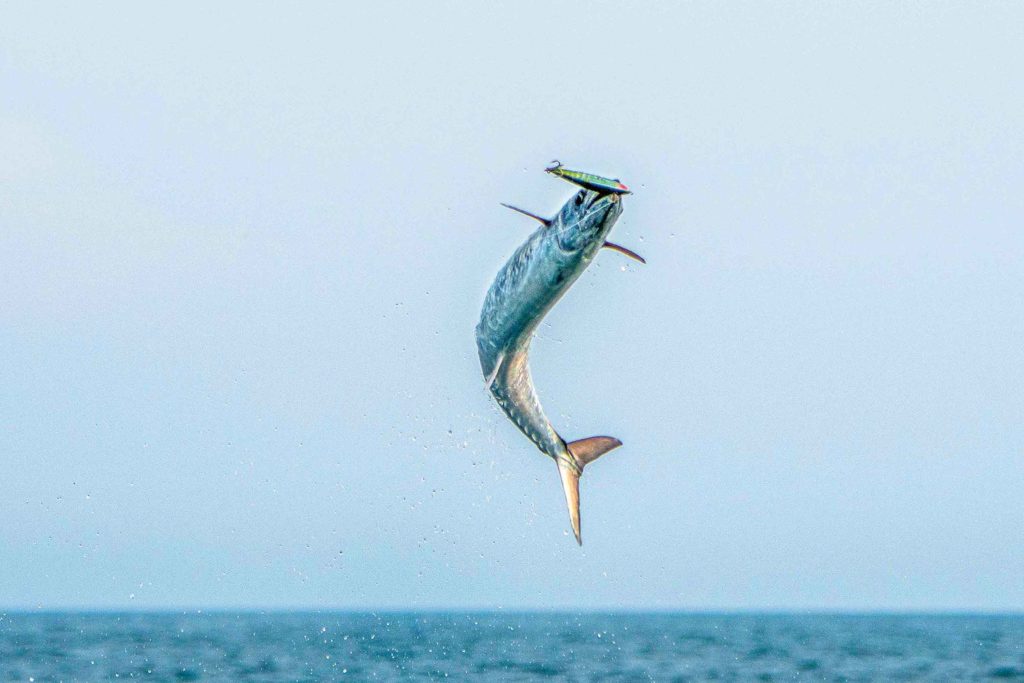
[2,612,1023,681]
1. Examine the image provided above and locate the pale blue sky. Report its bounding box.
[1,2,1022,610]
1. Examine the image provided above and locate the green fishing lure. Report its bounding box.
[545,160,631,195]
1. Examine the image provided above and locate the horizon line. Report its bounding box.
[4,607,1024,616]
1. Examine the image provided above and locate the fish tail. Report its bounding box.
[557,436,623,545]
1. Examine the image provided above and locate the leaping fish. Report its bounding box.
[476,172,644,545]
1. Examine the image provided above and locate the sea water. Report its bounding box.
[2,612,1023,681]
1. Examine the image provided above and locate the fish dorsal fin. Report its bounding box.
[566,436,622,467]
[603,241,646,264]
[501,203,551,227]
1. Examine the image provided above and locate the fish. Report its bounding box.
[476,180,644,544]
[545,160,631,195]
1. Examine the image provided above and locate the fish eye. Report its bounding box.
[574,192,585,207]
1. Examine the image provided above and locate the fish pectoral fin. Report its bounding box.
[603,241,646,264]
[483,352,505,390]
[501,203,551,228]
[566,436,623,467]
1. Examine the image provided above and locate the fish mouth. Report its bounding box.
[555,189,624,253]
[591,191,619,209]
[591,191,621,218]
[576,193,622,236]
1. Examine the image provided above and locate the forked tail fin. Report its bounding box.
[557,436,623,545]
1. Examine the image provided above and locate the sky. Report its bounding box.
[1,2,1022,611]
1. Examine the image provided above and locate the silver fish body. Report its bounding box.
[476,188,627,544]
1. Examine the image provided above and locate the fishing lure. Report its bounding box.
[545,160,631,195]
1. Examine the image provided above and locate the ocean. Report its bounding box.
[2,612,1023,681]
